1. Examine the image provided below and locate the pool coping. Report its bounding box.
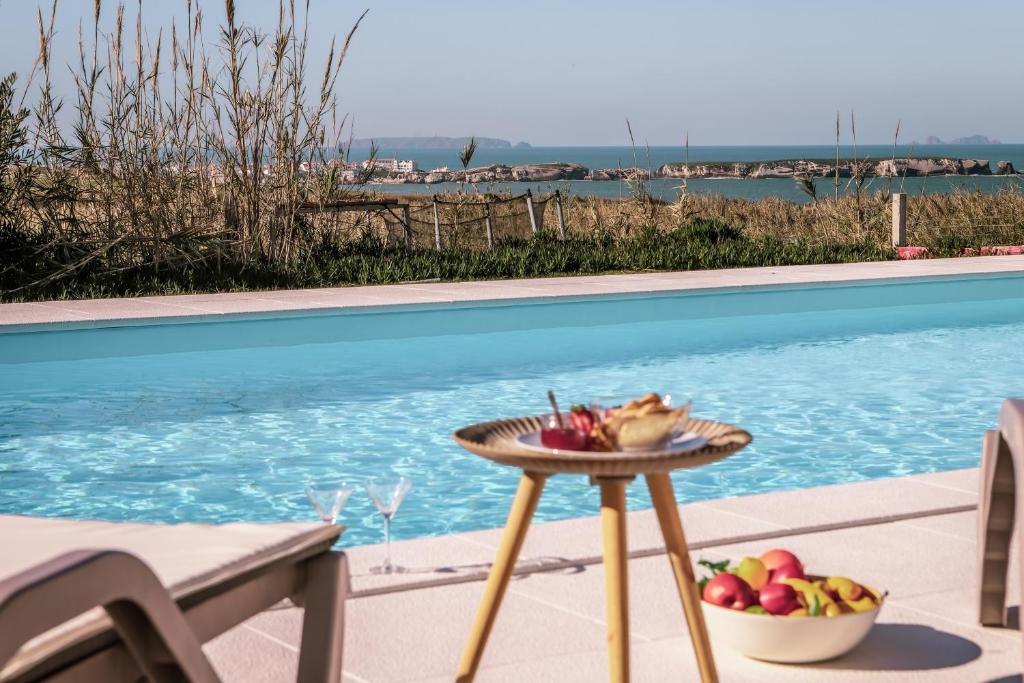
[272,468,996,682]
[341,468,980,598]
[2,255,1024,333]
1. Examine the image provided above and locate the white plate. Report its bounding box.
[514,430,706,456]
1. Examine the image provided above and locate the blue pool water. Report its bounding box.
[2,275,1023,546]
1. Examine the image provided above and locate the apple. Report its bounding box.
[757,582,802,616]
[768,562,805,583]
[702,573,755,611]
[733,556,769,590]
[540,427,589,450]
[759,549,804,573]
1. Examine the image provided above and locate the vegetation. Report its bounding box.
[2,224,891,302]
[1,2,1021,303]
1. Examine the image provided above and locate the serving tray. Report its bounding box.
[453,415,752,476]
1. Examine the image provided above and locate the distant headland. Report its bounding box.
[348,136,530,149]
[917,134,1001,145]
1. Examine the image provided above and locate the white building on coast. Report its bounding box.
[362,158,418,173]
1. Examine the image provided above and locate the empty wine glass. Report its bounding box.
[305,482,354,525]
[365,476,412,574]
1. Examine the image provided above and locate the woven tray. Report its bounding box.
[453,415,752,476]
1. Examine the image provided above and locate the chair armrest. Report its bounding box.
[0,549,220,683]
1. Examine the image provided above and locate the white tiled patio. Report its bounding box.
[204,468,1019,682]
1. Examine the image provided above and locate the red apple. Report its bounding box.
[758,582,802,615]
[759,549,804,573]
[540,427,589,451]
[768,563,805,583]
[702,573,755,611]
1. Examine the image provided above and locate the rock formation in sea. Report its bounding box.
[368,158,1016,184]
[382,162,587,184]
[658,158,1000,179]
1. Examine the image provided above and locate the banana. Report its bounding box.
[825,576,878,612]
[843,595,878,613]
[783,578,836,616]
[825,576,864,601]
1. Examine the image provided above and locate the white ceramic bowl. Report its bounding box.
[701,584,883,663]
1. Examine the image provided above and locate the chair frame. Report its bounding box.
[0,542,347,683]
[977,399,1022,633]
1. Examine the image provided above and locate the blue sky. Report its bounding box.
[2,1,1021,145]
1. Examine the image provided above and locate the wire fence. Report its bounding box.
[299,191,565,251]
[296,188,1024,254]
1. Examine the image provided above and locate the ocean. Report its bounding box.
[349,144,1024,203]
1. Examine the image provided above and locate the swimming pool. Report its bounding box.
[2,274,1021,545]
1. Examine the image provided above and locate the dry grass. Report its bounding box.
[367,185,1024,253]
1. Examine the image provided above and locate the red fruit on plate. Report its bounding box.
[702,573,755,611]
[540,427,589,451]
[569,405,595,434]
[768,563,805,583]
[759,549,804,573]
[758,582,802,615]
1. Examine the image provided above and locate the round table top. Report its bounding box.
[453,415,752,477]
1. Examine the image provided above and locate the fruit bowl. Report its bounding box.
[701,576,884,663]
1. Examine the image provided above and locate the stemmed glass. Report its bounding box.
[305,482,354,525]
[365,476,412,574]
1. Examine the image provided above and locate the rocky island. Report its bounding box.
[368,157,1017,184]
[657,157,1015,179]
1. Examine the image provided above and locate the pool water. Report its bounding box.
[2,275,1022,546]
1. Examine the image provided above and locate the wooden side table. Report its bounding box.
[452,415,752,683]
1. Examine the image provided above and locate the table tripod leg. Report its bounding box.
[599,478,631,683]
[457,471,546,682]
[645,472,719,683]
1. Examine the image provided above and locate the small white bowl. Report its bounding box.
[701,584,883,663]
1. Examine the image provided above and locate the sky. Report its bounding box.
[1,0,1021,146]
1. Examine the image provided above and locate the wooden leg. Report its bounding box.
[599,477,631,683]
[646,473,719,683]
[457,471,546,682]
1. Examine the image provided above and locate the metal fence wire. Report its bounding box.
[297,191,565,251]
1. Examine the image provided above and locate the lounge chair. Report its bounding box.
[0,515,348,682]
[977,399,1022,631]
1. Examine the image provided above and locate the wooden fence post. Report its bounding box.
[892,192,907,247]
[555,190,566,240]
[401,204,412,252]
[484,203,494,250]
[526,190,538,235]
[432,195,442,251]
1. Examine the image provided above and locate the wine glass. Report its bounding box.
[365,476,412,574]
[305,482,354,525]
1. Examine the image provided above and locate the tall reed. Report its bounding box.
[4,0,366,294]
